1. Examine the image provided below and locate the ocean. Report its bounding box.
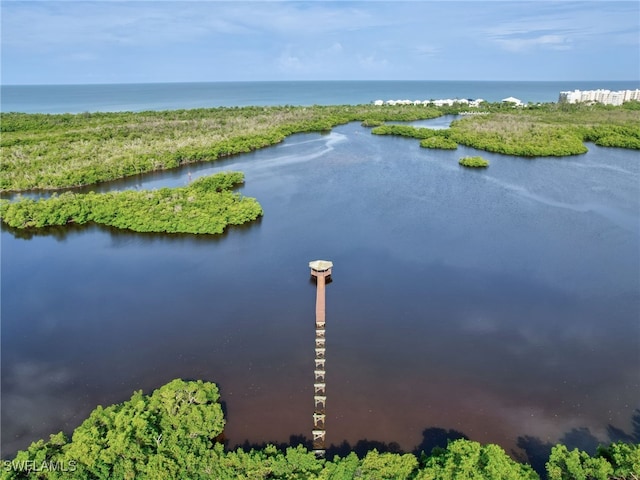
[2,80,639,114]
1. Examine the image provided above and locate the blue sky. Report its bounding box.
[2,1,639,85]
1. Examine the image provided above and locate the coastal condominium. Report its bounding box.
[558,89,640,106]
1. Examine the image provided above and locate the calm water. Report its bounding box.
[2,114,639,465]
[2,80,640,113]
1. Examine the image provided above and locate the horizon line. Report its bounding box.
[3,79,640,88]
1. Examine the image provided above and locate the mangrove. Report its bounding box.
[459,156,490,168]
[0,172,262,235]
[2,379,638,480]
[0,105,443,192]
[371,102,640,157]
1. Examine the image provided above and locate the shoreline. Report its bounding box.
[3,80,639,114]
[2,102,639,193]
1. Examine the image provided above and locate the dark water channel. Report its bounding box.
[2,119,639,463]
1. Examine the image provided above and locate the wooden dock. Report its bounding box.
[309,260,332,458]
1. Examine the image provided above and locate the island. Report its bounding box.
[459,156,490,168]
[1,101,638,234]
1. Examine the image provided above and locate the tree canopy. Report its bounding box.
[3,379,638,480]
[0,172,263,235]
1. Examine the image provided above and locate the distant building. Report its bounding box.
[501,96,523,106]
[371,97,485,108]
[558,89,640,106]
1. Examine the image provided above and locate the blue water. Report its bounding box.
[2,116,639,462]
[1,82,639,466]
[2,80,639,114]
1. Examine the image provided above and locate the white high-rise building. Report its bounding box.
[558,89,640,105]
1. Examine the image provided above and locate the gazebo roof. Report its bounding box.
[309,260,333,271]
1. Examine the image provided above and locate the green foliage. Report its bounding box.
[372,124,460,150]
[622,100,640,111]
[459,156,489,168]
[371,124,438,139]
[317,453,360,480]
[598,442,640,479]
[361,119,385,127]
[4,378,639,480]
[449,116,588,156]
[0,105,442,192]
[582,125,640,149]
[369,103,639,157]
[218,444,324,479]
[5,103,635,192]
[597,442,640,478]
[359,449,418,479]
[546,442,640,480]
[0,172,263,235]
[546,445,613,480]
[2,380,224,480]
[2,433,70,480]
[66,379,225,480]
[420,136,458,149]
[416,439,539,480]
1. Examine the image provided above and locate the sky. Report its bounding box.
[1,0,639,85]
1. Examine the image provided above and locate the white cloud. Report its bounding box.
[2,1,638,83]
[484,2,639,53]
[2,1,398,51]
[277,48,304,72]
[2,2,254,51]
[494,33,573,52]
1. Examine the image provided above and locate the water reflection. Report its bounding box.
[1,119,639,460]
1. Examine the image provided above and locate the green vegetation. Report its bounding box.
[0,105,442,192]
[371,124,459,149]
[459,156,489,168]
[2,379,638,480]
[2,379,225,480]
[0,172,262,234]
[2,103,638,192]
[450,116,589,156]
[361,119,385,127]
[420,136,458,150]
[417,441,538,480]
[547,443,640,480]
[371,103,640,157]
[371,124,439,139]
[3,102,637,236]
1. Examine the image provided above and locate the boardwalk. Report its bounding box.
[309,260,332,458]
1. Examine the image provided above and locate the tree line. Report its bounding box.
[2,380,637,480]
